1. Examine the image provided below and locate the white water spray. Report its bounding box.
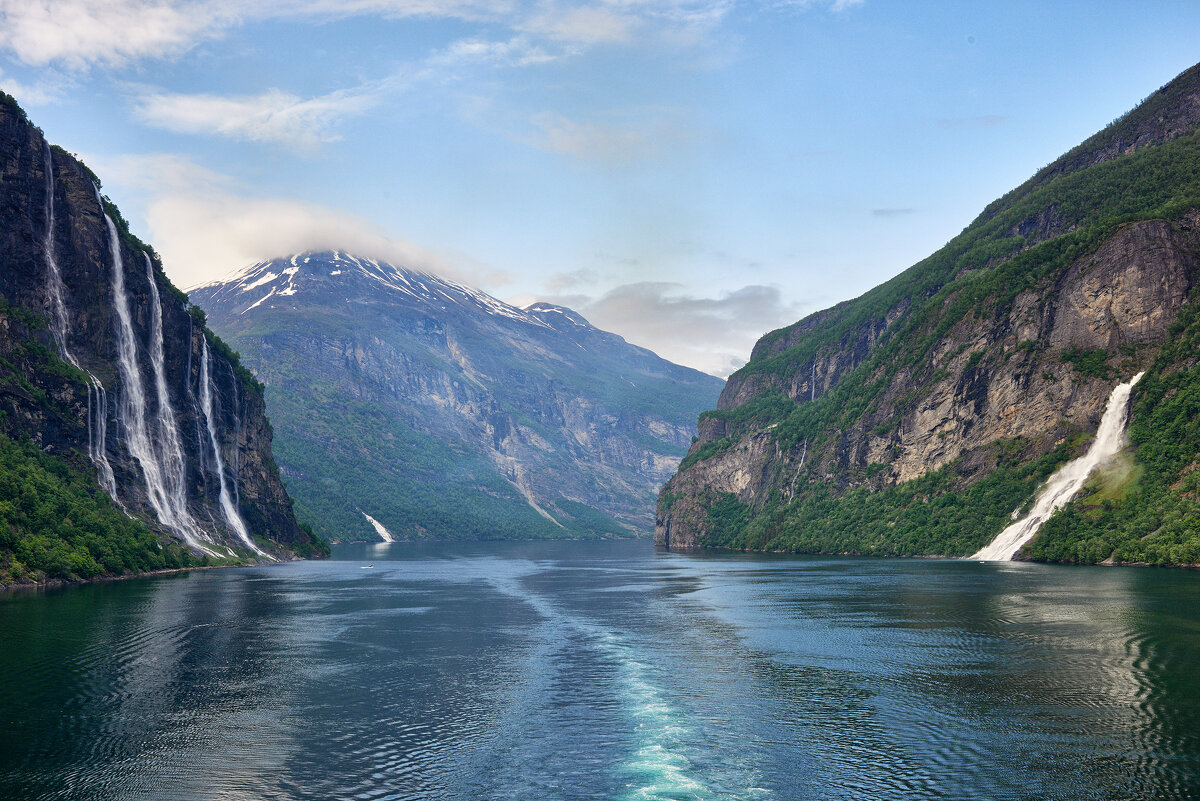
[143,252,200,540]
[972,372,1144,561]
[200,338,268,557]
[362,512,395,543]
[103,209,217,556]
[40,147,119,497]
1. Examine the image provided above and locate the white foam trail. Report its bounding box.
[361,512,395,543]
[201,338,269,558]
[972,372,1145,561]
[41,147,119,498]
[103,209,217,557]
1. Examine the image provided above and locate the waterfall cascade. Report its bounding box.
[362,512,396,543]
[972,372,1145,561]
[40,146,119,498]
[200,338,267,557]
[103,203,218,557]
[142,252,202,542]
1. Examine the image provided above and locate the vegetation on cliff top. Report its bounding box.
[672,67,1200,564]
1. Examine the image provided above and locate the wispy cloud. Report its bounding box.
[518,5,639,45]
[0,67,71,105]
[871,207,914,217]
[0,0,509,70]
[91,153,481,289]
[428,35,561,70]
[772,0,864,12]
[131,84,385,150]
[128,30,556,150]
[0,0,738,72]
[532,281,804,376]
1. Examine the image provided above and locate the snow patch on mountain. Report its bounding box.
[198,251,579,333]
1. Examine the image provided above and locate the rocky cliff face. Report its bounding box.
[0,95,318,560]
[657,63,1200,564]
[192,252,723,541]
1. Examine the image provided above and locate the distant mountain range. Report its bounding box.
[657,61,1200,566]
[192,251,724,542]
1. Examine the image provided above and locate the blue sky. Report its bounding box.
[2,1,1200,375]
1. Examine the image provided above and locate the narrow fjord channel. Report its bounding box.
[2,540,1199,800]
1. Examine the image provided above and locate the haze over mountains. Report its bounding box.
[192,251,723,542]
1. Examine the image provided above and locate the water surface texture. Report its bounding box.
[2,540,1199,800]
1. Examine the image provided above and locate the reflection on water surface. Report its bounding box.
[1,540,1198,800]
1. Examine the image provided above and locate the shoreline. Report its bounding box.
[0,556,303,594]
[655,545,1200,570]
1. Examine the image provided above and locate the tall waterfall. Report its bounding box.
[142,252,200,544]
[200,338,267,557]
[40,147,119,497]
[102,208,217,557]
[972,372,1145,561]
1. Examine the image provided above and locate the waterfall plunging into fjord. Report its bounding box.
[972,372,1145,561]
[102,205,218,556]
[142,252,198,537]
[200,338,267,557]
[40,146,119,498]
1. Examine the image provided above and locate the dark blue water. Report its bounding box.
[1,540,1199,800]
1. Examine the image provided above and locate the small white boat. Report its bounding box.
[361,564,374,569]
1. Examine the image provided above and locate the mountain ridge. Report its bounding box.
[657,61,1200,566]
[192,249,724,542]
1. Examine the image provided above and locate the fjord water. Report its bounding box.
[2,542,1199,800]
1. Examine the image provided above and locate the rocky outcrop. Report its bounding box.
[0,95,319,558]
[657,61,1200,556]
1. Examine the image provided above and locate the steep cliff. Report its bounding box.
[0,95,324,582]
[658,62,1200,565]
[191,252,723,541]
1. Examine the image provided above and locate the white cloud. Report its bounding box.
[518,1,737,47]
[128,33,557,150]
[0,0,743,72]
[519,5,639,45]
[530,281,804,376]
[428,35,561,70]
[131,85,383,150]
[0,0,234,69]
[0,0,508,70]
[773,0,863,11]
[0,68,70,105]
[92,153,480,290]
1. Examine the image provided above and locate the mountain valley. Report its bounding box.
[191,251,724,542]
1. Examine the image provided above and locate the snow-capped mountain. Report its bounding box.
[196,251,571,328]
[191,251,724,542]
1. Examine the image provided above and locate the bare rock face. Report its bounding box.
[0,95,317,557]
[191,252,724,541]
[657,60,1200,554]
[658,217,1199,550]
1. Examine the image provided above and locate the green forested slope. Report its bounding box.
[660,63,1200,564]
